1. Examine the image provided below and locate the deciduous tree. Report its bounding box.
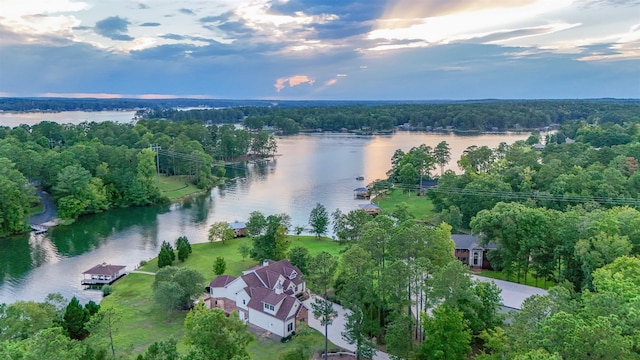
[309,203,329,239]
[153,266,205,310]
[183,305,253,360]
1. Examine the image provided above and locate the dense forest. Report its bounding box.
[0,120,276,237]
[141,99,640,133]
[320,119,640,359]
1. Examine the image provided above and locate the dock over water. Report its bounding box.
[81,263,127,286]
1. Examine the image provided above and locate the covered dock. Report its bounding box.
[81,263,127,286]
[353,187,370,199]
[358,203,381,215]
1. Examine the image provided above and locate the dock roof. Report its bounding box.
[83,263,126,276]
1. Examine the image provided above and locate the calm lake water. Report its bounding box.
[0,112,530,304]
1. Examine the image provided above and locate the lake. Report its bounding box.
[0,113,530,304]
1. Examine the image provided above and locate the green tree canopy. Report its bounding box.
[183,305,253,360]
[153,266,205,310]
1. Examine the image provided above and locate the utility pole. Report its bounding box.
[149,144,161,183]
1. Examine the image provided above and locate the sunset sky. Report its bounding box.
[1,0,638,100]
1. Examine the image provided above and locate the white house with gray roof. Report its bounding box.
[205,259,308,337]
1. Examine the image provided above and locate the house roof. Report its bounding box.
[359,203,380,210]
[246,287,299,320]
[229,221,246,230]
[209,275,237,288]
[263,291,287,306]
[451,234,498,251]
[82,263,126,276]
[241,272,267,289]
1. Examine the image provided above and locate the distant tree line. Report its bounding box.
[142,99,640,133]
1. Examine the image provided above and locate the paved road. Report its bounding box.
[29,190,57,225]
[303,295,391,360]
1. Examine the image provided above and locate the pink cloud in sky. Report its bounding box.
[274,75,315,92]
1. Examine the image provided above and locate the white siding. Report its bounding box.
[248,308,287,337]
[235,289,250,310]
[210,278,247,302]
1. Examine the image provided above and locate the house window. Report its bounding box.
[287,322,293,332]
[243,299,246,305]
[264,303,275,311]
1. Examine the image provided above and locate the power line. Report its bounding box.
[424,185,640,207]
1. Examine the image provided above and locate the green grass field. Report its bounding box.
[479,270,556,290]
[156,175,205,201]
[100,235,345,358]
[374,188,435,220]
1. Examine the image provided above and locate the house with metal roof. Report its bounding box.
[206,259,308,338]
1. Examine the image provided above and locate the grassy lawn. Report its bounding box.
[102,235,346,358]
[157,175,205,201]
[479,270,556,290]
[374,188,434,220]
[99,273,188,354]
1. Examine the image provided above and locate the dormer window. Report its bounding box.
[289,270,297,280]
[264,303,275,312]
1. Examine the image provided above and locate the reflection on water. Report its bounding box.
[0,131,529,304]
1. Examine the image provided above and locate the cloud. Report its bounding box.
[274,75,315,92]
[140,22,161,27]
[179,8,195,16]
[200,13,232,23]
[469,24,581,44]
[95,16,133,41]
[160,33,185,40]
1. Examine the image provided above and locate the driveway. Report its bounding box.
[472,275,548,310]
[303,295,391,360]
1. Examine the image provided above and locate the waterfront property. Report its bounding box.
[81,263,127,286]
[206,259,308,338]
[229,220,247,237]
[452,234,497,271]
